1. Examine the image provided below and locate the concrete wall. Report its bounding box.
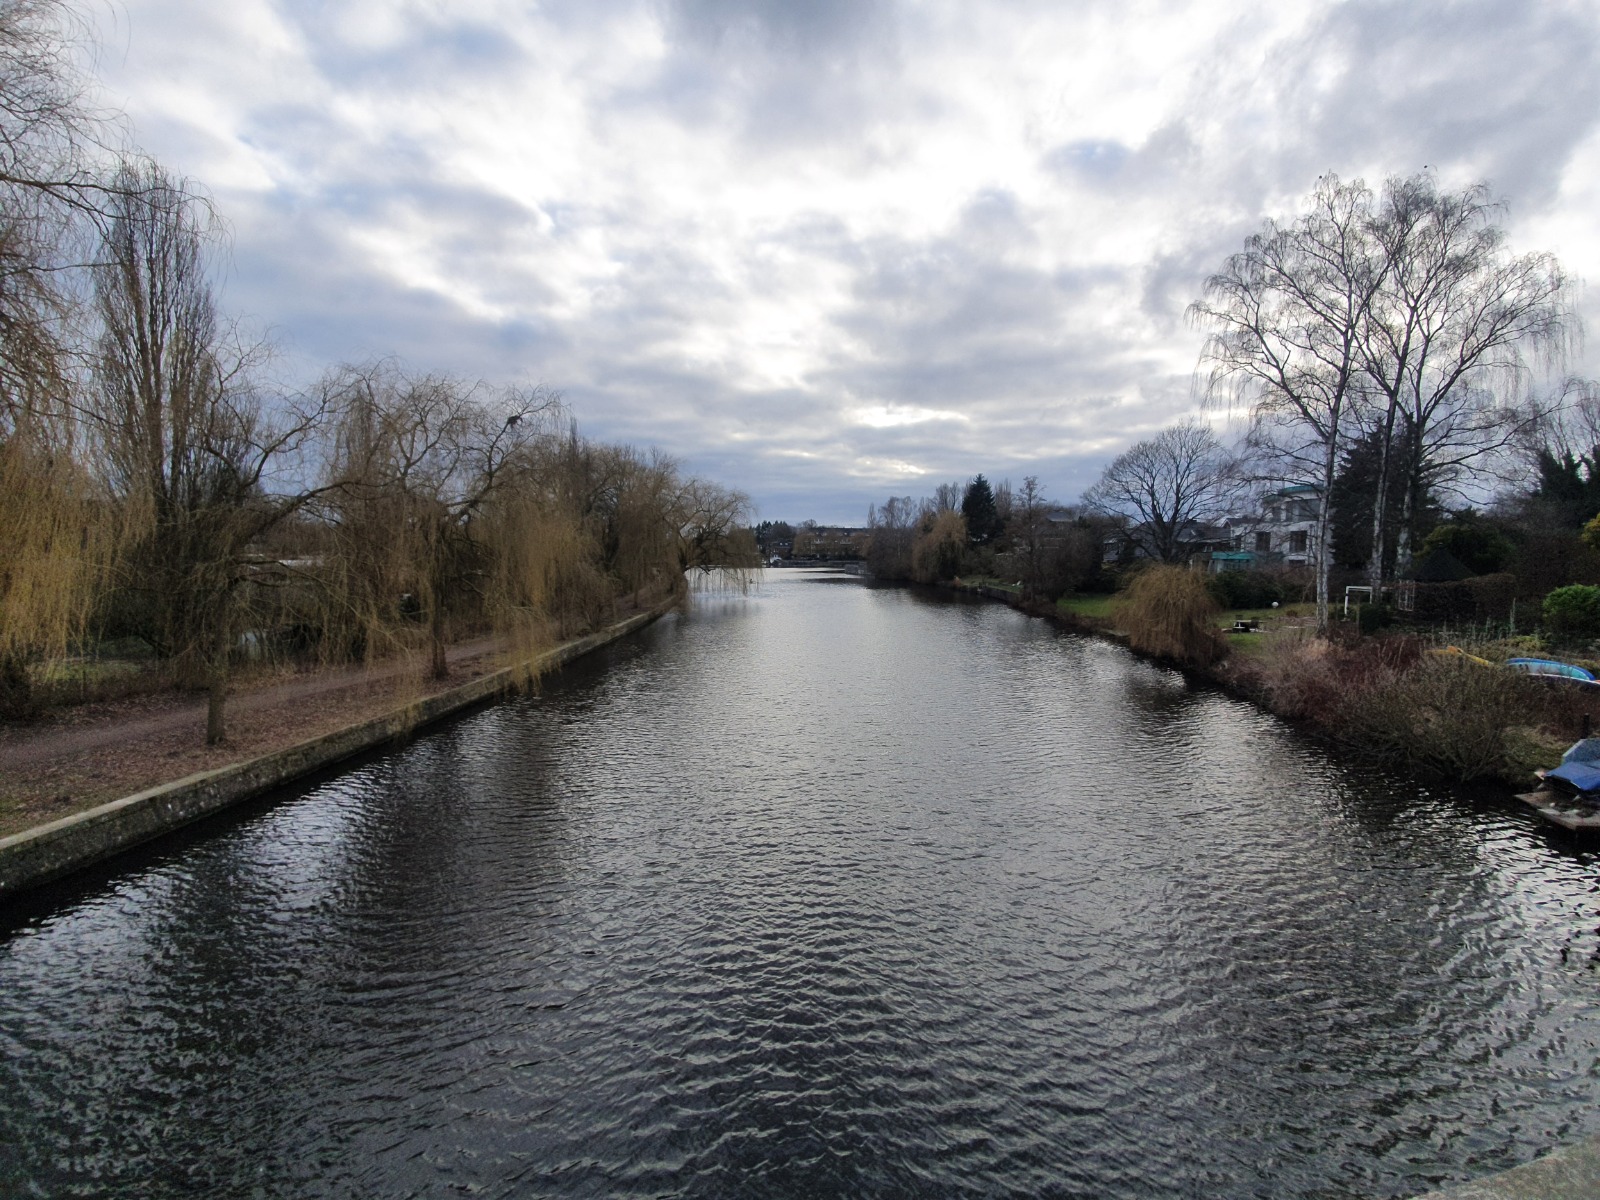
[0,603,674,898]
[1411,1131,1600,1199]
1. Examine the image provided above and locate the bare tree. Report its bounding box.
[866,495,917,579]
[1522,377,1600,469]
[0,0,110,417]
[1358,174,1568,583]
[931,480,964,513]
[1191,175,1383,633]
[1082,420,1233,565]
[669,476,755,575]
[0,0,121,714]
[88,160,331,742]
[1012,474,1049,597]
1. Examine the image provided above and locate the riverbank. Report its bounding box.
[940,578,1600,1199]
[942,578,1593,792]
[0,598,677,897]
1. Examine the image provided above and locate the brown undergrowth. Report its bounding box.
[1224,629,1585,785]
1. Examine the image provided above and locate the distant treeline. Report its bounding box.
[857,475,1119,595]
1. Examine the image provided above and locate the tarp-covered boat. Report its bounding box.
[1517,738,1600,832]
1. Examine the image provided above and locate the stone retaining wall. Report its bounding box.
[1412,1131,1600,1199]
[0,603,674,898]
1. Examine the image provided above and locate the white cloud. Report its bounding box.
[83,0,1600,522]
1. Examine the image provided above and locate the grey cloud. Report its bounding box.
[664,0,893,57]
[1223,0,1600,207]
[272,5,524,93]
[107,0,1600,528]
[615,0,910,151]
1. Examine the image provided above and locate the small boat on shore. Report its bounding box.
[1517,737,1600,832]
[1506,657,1600,686]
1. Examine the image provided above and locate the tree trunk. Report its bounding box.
[205,623,229,746]
[1315,431,1339,636]
[1367,402,1399,596]
[430,586,448,680]
[1394,469,1418,581]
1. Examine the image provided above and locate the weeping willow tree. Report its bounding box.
[0,403,113,716]
[318,363,565,681]
[315,366,754,692]
[0,0,122,717]
[669,474,757,580]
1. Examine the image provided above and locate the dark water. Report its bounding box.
[3,570,1599,1198]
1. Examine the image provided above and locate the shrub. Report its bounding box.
[1246,629,1420,723]
[1356,602,1391,635]
[1115,565,1226,667]
[1420,516,1515,575]
[1542,584,1600,637]
[1339,655,1549,784]
[1207,569,1284,611]
[1581,511,1600,553]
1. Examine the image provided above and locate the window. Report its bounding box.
[1254,532,1271,553]
[1289,530,1308,554]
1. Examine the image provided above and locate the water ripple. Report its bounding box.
[2,571,1599,1198]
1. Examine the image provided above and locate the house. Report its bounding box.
[1215,485,1322,571]
[1102,518,1232,565]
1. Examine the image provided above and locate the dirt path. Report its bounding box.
[0,637,508,839]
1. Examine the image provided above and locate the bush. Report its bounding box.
[1115,565,1226,667]
[1339,655,1549,784]
[1542,584,1600,637]
[1356,602,1392,635]
[1207,569,1284,610]
[1246,629,1420,723]
[1420,516,1515,576]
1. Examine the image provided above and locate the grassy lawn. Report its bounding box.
[963,576,1021,593]
[1056,594,1116,620]
[1220,601,1315,625]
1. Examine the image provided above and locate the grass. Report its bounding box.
[1056,594,1116,619]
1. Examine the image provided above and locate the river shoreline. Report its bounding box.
[0,599,677,899]
[937,577,1577,790]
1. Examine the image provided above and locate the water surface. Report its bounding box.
[3,570,1598,1198]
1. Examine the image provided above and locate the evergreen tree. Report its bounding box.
[1532,448,1600,529]
[1330,430,1405,572]
[1330,427,1439,574]
[961,474,1002,545]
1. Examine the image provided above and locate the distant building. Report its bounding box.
[1214,485,1322,571]
[1102,518,1231,565]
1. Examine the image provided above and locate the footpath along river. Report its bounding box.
[2,568,1599,1198]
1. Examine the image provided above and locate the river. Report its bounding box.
[2,568,1598,1198]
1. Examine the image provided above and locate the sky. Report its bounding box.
[80,0,1600,524]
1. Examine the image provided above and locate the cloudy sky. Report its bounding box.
[84,0,1600,523]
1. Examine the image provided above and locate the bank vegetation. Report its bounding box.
[0,1,754,743]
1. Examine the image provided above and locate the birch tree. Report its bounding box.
[1191,175,1383,634]
[1358,174,1567,584]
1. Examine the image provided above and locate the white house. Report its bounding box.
[1216,485,1323,570]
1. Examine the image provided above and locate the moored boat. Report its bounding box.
[1517,737,1600,832]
